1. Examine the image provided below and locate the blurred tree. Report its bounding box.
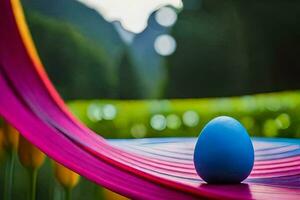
[23,0,165,99]
[235,0,300,92]
[167,0,300,98]
[167,0,252,98]
[127,15,169,99]
[118,52,143,99]
[22,0,124,69]
[27,12,118,99]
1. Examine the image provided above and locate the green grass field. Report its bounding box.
[68,91,300,139]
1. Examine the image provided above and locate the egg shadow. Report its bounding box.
[198,183,252,199]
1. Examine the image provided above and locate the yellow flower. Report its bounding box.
[0,128,5,161]
[18,135,45,170]
[103,189,129,200]
[54,162,80,189]
[3,121,19,151]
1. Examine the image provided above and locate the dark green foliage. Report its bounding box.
[22,0,124,64]
[118,52,143,99]
[26,12,118,99]
[23,0,166,99]
[166,0,300,98]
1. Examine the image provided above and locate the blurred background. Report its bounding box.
[1,0,300,199]
[18,0,300,139]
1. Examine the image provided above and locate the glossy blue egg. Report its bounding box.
[194,116,254,184]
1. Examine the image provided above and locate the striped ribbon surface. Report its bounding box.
[111,138,300,199]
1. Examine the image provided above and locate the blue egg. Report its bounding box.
[194,116,254,184]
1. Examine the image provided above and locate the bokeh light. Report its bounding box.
[275,113,290,130]
[166,114,181,129]
[102,104,117,120]
[155,7,177,27]
[150,114,167,131]
[154,34,176,56]
[265,98,281,112]
[87,103,102,122]
[131,124,147,138]
[182,111,199,127]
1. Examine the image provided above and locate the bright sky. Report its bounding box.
[76,0,183,33]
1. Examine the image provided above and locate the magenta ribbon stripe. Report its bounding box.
[0,0,299,199]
